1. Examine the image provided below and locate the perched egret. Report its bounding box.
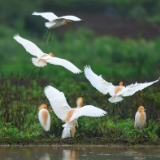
[134,106,146,132]
[84,66,160,103]
[32,12,82,42]
[38,104,51,131]
[44,85,107,139]
[13,34,82,79]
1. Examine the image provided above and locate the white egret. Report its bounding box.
[44,85,107,139]
[32,12,82,42]
[134,106,146,132]
[13,34,82,79]
[38,104,51,131]
[84,66,159,103]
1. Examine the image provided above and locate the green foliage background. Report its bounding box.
[0,0,160,140]
[1,26,160,81]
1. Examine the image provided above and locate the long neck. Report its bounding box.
[77,105,82,108]
[77,101,82,108]
[76,98,83,108]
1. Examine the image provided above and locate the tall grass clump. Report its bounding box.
[0,72,46,137]
[0,73,160,138]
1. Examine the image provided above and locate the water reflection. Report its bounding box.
[40,153,50,160]
[0,146,160,160]
[63,150,76,160]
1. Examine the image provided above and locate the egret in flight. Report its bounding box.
[32,11,82,42]
[13,34,82,79]
[38,104,51,131]
[44,85,107,138]
[84,66,159,103]
[134,106,146,132]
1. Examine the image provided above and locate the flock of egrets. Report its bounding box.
[13,11,159,138]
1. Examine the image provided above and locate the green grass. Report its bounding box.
[0,75,160,139]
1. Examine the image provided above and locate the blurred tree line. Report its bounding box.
[1,0,160,81]
[1,0,160,36]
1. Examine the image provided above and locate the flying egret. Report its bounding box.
[32,11,82,42]
[134,106,146,132]
[13,34,82,79]
[38,104,51,131]
[44,85,107,139]
[84,66,159,103]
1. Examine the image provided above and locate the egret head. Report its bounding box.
[119,81,123,86]
[138,106,146,112]
[76,97,83,108]
[39,104,51,111]
[49,53,56,57]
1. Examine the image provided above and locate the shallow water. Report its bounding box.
[0,146,160,160]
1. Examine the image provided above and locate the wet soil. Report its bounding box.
[0,137,160,146]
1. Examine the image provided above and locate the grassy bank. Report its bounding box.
[0,75,160,142]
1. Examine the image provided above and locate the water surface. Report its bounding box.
[0,146,160,160]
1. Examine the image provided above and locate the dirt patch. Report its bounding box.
[0,137,159,146]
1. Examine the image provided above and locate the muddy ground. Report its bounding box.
[0,137,159,146]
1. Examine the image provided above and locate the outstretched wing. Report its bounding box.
[45,57,82,74]
[122,78,159,97]
[32,12,58,21]
[69,105,107,122]
[13,34,44,58]
[84,66,114,94]
[44,86,71,121]
[59,15,81,21]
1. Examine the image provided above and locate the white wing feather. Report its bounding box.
[44,86,71,121]
[84,66,114,94]
[134,111,139,128]
[122,78,159,97]
[38,109,50,131]
[61,128,71,139]
[69,105,107,122]
[46,57,82,74]
[32,12,58,21]
[13,34,44,58]
[59,15,81,21]
[45,22,56,28]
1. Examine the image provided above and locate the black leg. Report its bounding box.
[28,66,36,78]
[38,67,43,83]
[44,30,50,43]
[49,30,52,44]
[119,102,125,115]
[113,103,115,116]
